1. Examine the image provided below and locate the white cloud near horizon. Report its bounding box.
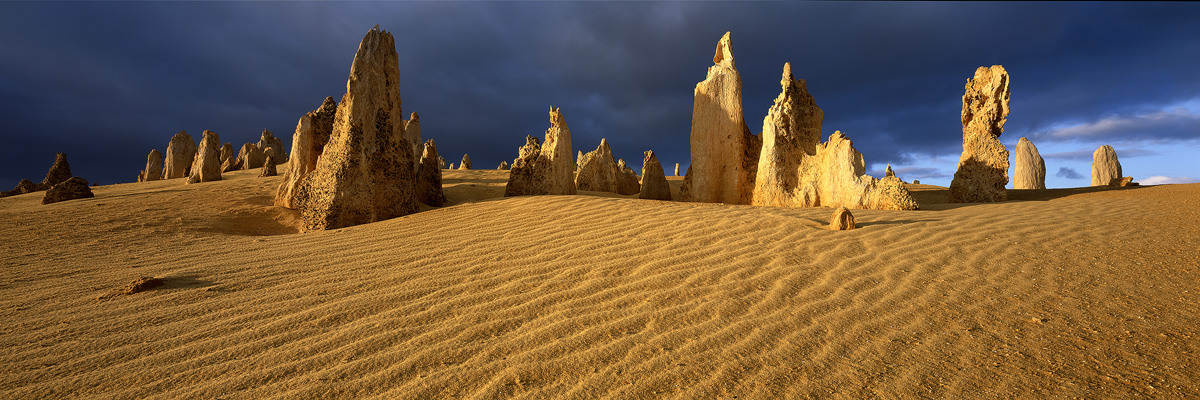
[1028,98,1200,143]
[1141,176,1200,185]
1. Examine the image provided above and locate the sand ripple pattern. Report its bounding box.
[2,170,1198,398]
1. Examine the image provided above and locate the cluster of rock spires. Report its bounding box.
[678,33,917,211]
[574,138,639,196]
[0,153,95,204]
[140,127,287,184]
[504,107,577,196]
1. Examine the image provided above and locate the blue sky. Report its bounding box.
[1,2,1197,189]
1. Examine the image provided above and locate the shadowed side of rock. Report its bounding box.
[275,96,337,209]
[416,139,447,206]
[950,65,1010,203]
[639,150,672,201]
[297,25,417,231]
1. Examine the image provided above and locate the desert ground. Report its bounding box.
[2,166,1198,399]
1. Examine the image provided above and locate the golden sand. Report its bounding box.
[2,167,1198,398]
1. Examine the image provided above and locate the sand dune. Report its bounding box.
[2,166,1198,398]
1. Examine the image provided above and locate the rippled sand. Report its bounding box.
[2,167,1198,398]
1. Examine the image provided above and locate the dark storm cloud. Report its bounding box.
[1056,167,1085,180]
[1,2,1198,187]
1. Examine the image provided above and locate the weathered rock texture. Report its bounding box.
[275,96,337,209]
[140,150,162,182]
[236,143,266,171]
[296,25,418,231]
[574,139,619,193]
[830,207,855,230]
[257,129,287,164]
[792,132,919,210]
[504,107,577,196]
[163,131,197,180]
[438,156,446,169]
[416,139,446,206]
[41,153,73,188]
[220,143,236,172]
[403,112,422,171]
[1091,145,1122,187]
[459,154,471,170]
[1013,137,1046,189]
[950,65,1011,203]
[616,159,640,195]
[687,32,759,204]
[674,163,680,177]
[42,177,93,204]
[260,156,277,177]
[1109,176,1135,187]
[497,161,509,170]
[884,165,895,178]
[751,62,823,207]
[639,151,672,200]
[187,130,223,183]
[3,153,78,197]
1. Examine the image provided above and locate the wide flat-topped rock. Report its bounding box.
[794,132,918,210]
[950,65,1011,203]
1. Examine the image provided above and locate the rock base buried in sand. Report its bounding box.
[1109,176,1136,187]
[830,207,855,230]
[97,277,164,300]
[42,177,94,204]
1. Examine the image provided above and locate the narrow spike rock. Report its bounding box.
[950,65,1011,203]
[687,31,759,204]
[416,139,447,206]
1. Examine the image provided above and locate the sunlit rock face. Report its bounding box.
[1014,137,1046,190]
[505,107,577,197]
[297,25,418,231]
[950,65,1010,203]
[687,32,759,204]
[1091,145,1123,187]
